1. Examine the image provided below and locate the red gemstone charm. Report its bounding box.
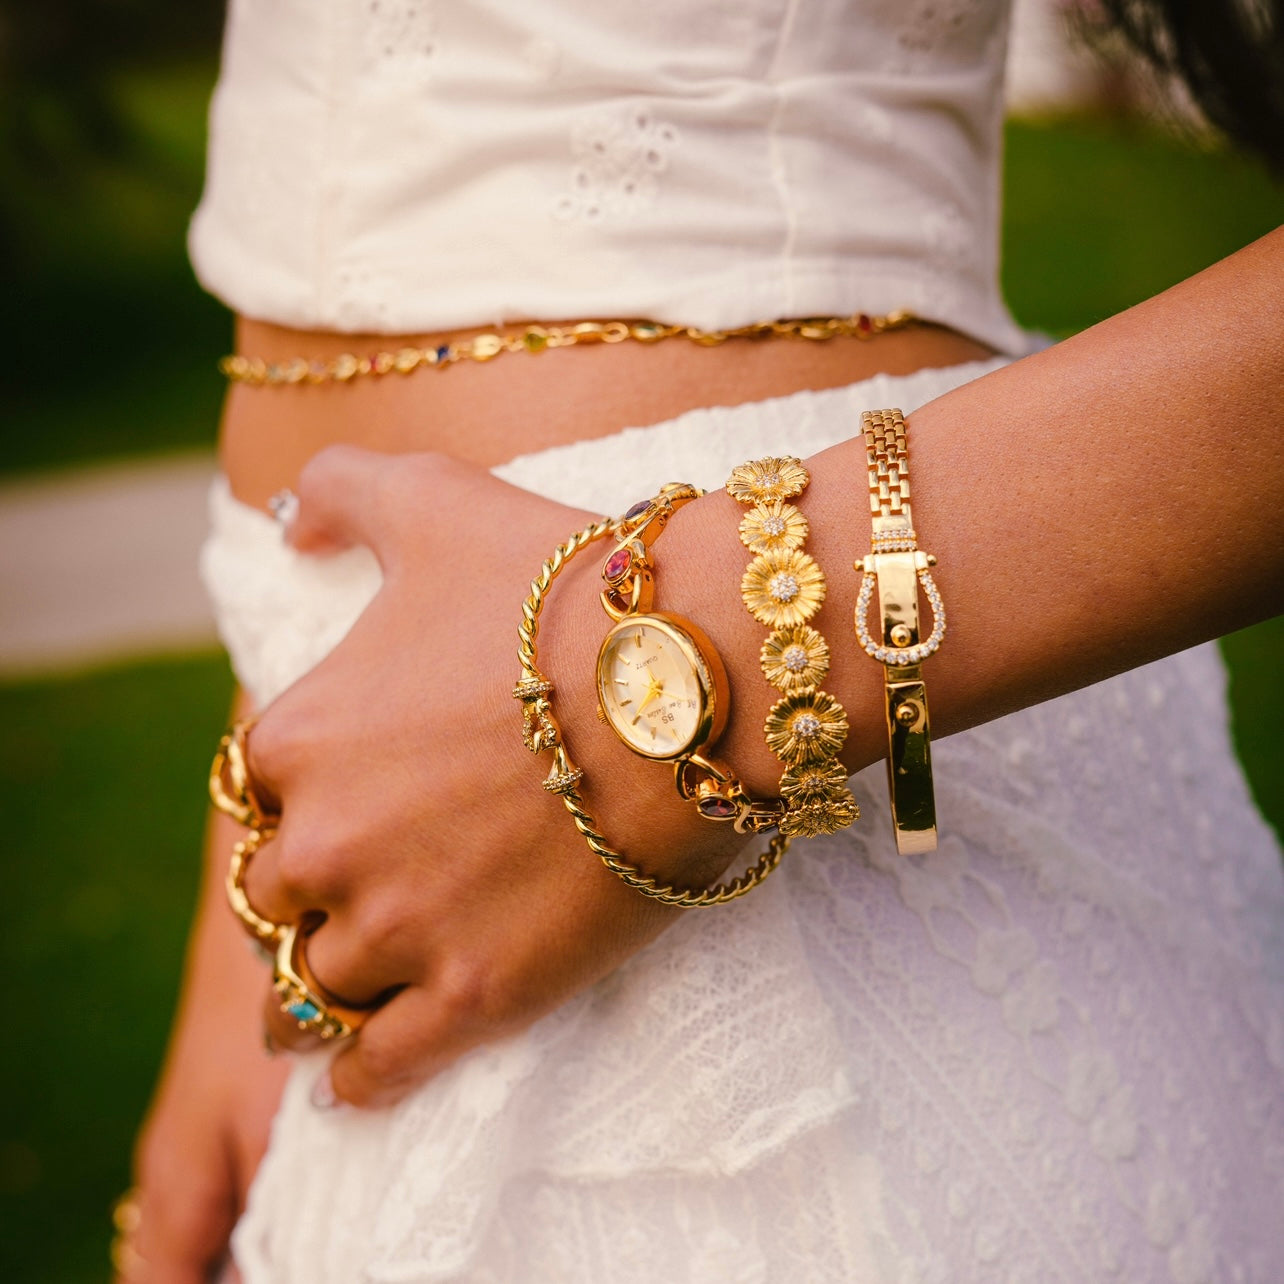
[698,797,739,820]
[604,548,633,583]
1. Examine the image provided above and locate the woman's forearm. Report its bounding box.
[552,227,1284,802]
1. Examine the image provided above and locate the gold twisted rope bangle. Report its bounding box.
[221,310,919,387]
[514,520,788,907]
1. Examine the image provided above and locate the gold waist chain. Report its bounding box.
[220,310,919,387]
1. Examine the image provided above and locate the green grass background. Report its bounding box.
[1,59,1281,1283]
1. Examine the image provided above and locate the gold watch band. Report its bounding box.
[857,409,945,854]
[600,483,787,835]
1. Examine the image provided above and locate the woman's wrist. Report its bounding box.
[656,471,888,796]
[537,447,889,878]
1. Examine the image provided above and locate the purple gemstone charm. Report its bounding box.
[623,499,651,521]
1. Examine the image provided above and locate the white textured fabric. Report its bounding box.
[189,0,1028,353]
[203,361,1284,1283]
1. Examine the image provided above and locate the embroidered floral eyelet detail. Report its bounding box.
[738,500,809,555]
[760,624,830,692]
[553,105,679,222]
[726,456,809,505]
[741,549,826,629]
[764,691,849,765]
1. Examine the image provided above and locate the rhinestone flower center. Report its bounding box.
[793,713,821,739]
[769,572,799,602]
[763,514,786,536]
[783,645,808,672]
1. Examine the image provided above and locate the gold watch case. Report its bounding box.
[595,613,729,761]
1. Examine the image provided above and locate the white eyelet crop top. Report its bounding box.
[189,0,1028,354]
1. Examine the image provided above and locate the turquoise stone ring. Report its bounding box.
[272,923,368,1040]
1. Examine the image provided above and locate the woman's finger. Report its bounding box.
[287,443,414,558]
[236,820,330,925]
[324,982,496,1109]
[300,895,426,1003]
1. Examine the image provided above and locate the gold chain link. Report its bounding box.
[863,406,912,520]
[221,310,919,387]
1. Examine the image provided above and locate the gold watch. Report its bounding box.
[595,485,785,833]
[596,613,728,762]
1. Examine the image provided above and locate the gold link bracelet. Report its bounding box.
[221,310,918,386]
[514,518,788,907]
[855,409,945,854]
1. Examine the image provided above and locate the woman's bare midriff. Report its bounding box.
[221,316,994,509]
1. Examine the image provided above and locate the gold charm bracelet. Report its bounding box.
[514,519,788,907]
[726,457,860,838]
[221,310,918,386]
[856,409,944,854]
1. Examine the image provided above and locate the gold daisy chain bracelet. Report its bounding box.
[726,457,859,839]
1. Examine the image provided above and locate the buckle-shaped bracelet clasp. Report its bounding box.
[854,546,943,855]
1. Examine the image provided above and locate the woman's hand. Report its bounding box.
[241,448,756,1107]
[236,224,1284,1109]
[126,806,292,1282]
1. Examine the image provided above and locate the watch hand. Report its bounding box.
[636,670,665,715]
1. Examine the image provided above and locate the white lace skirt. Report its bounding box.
[202,359,1284,1283]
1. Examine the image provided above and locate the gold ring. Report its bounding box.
[209,718,279,833]
[273,923,371,1040]
[226,828,286,946]
[110,1187,145,1278]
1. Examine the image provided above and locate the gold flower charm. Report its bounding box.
[779,791,860,838]
[764,691,849,764]
[779,758,851,801]
[726,457,810,505]
[741,549,826,629]
[779,757,858,836]
[760,623,830,692]
[738,500,809,555]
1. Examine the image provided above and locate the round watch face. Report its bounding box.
[596,614,726,760]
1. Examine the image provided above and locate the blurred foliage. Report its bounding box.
[0,4,229,470]
[1002,112,1284,334]
[1223,618,1284,833]
[0,0,223,181]
[0,654,234,1284]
